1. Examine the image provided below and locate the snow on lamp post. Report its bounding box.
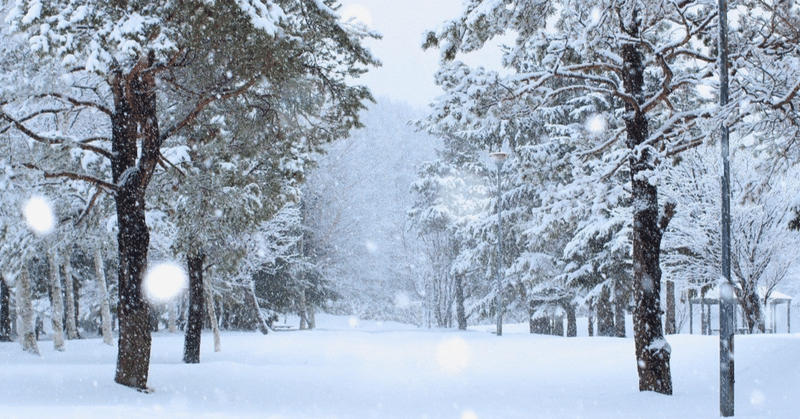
[489,151,509,336]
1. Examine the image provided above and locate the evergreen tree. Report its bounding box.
[423,0,721,393]
[6,0,378,389]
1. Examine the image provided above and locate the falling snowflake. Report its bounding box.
[143,262,188,304]
[23,196,55,235]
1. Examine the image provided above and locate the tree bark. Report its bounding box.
[307,305,316,329]
[587,299,594,337]
[597,286,615,337]
[614,279,627,338]
[566,304,577,337]
[665,280,676,335]
[62,253,78,340]
[111,57,160,390]
[203,274,221,352]
[298,289,308,330]
[0,275,11,342]
[623,14,672,393]
[700,287,706,335]
[17,265,39,355]
[740,286,764,333]
[247,282,270,335]
[48,251,66,351]
[168,301,178,333]
[183,254,205,363]
[455,273,467,330]
[530,316,551,334]
[94,248,114,345]
[553,314,564,336]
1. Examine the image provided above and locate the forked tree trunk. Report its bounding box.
[183,254,205,363]
[17,265,39,355]
[740,285,764,333]
[48,251,66,351]
[62,253,78,340]
[622,12,673,393]
[455,273,467,330]
[1,275,12,342]
[665,280,676,335]
[94,248,114,345]
[112,57,160,390]
[203,274,221,352]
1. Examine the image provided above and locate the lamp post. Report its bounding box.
[718,0,735,415]
[490,151,509,336]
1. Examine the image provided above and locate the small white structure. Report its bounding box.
[688,286,791,334]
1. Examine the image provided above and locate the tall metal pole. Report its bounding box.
[718,0,735,415]
[490,152,508,337]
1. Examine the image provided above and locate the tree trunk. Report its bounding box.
[183,254,205,363]
[530,316,551,334]
[623,15,672,393]
[62,253,79,340]
[597,286,615,337]
[700,288,706,335]
[246,282,270,334]
[298,289,308,330]
[94,248,114,345]
[587,299,594,337]
[16,265,39,355]
[168,301,178,333]
[307,305,316,329]
[111,57,161,390]
[455,273,467,330]
[665,280,676,335]
[48,251,66,351]
[553,314,564,336]
[566,304,577,337]
[740,285,764,333]
[614,279,627,337]
[203,274,221,352]
[0,275,11,342]
[149,306,160,332]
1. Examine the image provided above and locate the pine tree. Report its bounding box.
[6,0,378,389]
[409,134,492,328]
[423,0,722,393]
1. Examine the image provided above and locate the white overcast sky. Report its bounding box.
[339,0,507,108]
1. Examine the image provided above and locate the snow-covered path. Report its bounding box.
[1,316,797,418]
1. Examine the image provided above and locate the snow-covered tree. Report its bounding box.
[5,0,378,389]
[423,0,724,393]
[409,133,491,328]
[727,2,800,173]
[303,99,440,323]
[663,147,797,333]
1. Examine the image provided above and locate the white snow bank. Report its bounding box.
[0,315,798,418]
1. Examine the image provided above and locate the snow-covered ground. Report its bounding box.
[1,315,798,419]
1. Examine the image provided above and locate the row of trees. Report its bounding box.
[1,0,378,391]
[409,0,800,395]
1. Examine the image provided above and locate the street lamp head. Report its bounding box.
[489,152,509,166]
